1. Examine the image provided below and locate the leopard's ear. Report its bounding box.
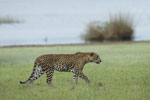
[90,52,94,56]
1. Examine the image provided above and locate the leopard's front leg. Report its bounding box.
[73,73,78,84]
[74,70,90,84]
[71,73,78,89]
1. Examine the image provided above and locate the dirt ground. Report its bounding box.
[0,41,150,48]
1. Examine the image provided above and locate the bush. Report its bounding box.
[0,16,21,24]
[82,22,105,41]
[82,14,134,42]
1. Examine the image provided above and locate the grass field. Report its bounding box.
[0,42,150,100]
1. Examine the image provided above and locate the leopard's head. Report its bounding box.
[88,52,102,64]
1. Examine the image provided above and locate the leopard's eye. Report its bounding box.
[96,55,99,59]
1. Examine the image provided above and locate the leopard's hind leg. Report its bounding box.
[45,67,55,87]
[20,63,44,85]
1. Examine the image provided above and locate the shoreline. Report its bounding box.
[0,41,150,48]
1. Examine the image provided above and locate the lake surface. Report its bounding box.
[0,0,150,46]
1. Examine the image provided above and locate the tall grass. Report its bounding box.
[83,14,134,42]
[0,16,21,24]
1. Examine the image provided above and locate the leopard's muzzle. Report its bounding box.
[96,59,102,64]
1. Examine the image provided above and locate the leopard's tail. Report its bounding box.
[20,63,37,85]
[19,81,27,84]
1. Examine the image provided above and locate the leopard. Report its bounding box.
[20,52,102,88]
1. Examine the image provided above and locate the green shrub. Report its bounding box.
[82,14,134,42]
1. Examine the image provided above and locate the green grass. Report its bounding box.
[0,43,150,100]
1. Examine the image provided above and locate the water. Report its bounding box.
[0,0,150,46]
